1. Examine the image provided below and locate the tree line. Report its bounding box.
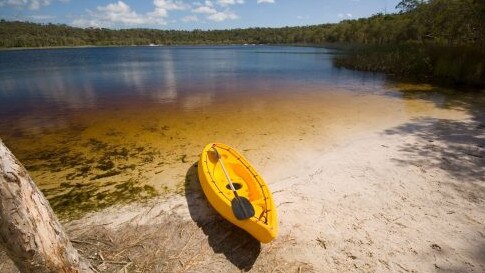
[326,0,483,46]
[0,21,332,47]
[331,0,484,87]
[0,0,483,48]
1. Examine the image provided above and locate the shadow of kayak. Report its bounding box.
[184,162,261,271]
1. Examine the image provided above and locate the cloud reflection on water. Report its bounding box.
[153,49,178,103]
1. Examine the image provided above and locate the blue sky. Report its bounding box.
[0,0,401,30]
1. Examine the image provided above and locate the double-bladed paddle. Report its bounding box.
[212,145,255,220]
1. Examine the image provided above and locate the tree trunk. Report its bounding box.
[0,140,94,273]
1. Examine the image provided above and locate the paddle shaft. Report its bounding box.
[212,146,238,194]
[212,145,255,220]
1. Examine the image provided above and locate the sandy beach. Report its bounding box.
[2,84,483,272]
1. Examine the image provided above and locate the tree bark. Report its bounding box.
[0,140,94,273]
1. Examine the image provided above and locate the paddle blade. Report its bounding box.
[231,196,255,220]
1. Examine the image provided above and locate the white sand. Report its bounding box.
[269,128,484,272]
[62,94,484,272]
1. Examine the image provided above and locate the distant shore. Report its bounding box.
[0,43,328,51]
[3,42,482,89]
[334,44,485,88]
[0,45,107,51]
[0,44,170,51]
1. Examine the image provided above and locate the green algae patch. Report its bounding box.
[46,179,158,220]
[95,158,115,171]
[91,170,122,180]
[10,131,174,219]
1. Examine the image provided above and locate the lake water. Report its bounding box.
[0,45,474,218]
[0,46,384,117]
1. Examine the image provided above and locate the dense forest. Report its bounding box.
[0,21,334,47]
[0,0,483,86]
[333,0,484,87]
[1,0,482,47]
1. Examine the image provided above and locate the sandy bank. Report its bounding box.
[56,113,482,273]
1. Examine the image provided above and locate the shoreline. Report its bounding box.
[0,43,276,51]
[4,86,420,220]
[0,45,115,51]
[0,43,345,51]
[334,44,485,88]
[3,85,483,272]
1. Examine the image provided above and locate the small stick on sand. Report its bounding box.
[316,237,327,249]
[277,201,294,208]
[71,239,98,246]
[87,258,129,265]
[118,262,132,273]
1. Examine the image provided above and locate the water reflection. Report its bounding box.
[0,65,98,109]
[121,60,147,94]
[0,46,386,116]
[153,49,178,103]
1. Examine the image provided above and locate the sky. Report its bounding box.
[0,0,401,30]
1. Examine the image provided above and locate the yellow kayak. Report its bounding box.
[198,143,278,243]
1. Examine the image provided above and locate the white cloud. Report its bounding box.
[192,5,217,14]
[181,15,198,22]
[191,1,239,22]
[72,0,191,28]
[95,1,148,25]
[0,0,69,9]
[154,0,187,10]
[257,0,274,4]
[217,0,244,6]
[30,14,55,20]
[208,10,237,21]
[151,0,189,16]
[70,0,239,27]
[0,0,51,10]
[338,13,352,18]
[71,18,103,28]
[191,0,239,21]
